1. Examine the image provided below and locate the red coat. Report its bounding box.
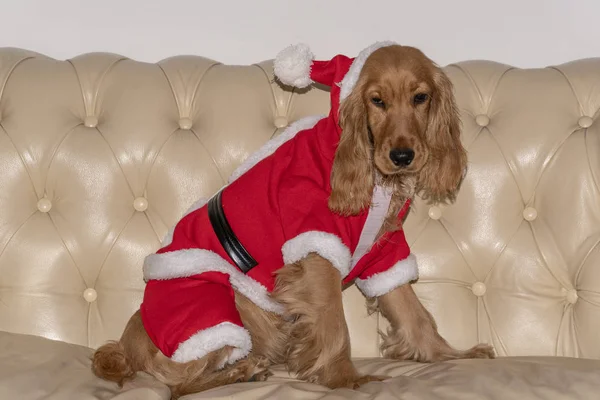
[140,41,418,366]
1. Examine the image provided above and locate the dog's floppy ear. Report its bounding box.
[417,68,467,204]
[329,81,375,216]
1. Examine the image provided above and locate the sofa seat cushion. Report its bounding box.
[2,330,599,400]
[197,358,600,400]
[0,331,169,400]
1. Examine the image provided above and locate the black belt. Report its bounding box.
[207,189,258,273]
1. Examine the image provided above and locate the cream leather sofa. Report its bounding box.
[0,46,599,400]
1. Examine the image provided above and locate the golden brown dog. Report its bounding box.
[92,44,495,399]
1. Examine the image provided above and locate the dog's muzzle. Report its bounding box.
[207,189,258,273]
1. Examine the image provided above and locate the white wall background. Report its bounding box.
[3,0,600,68]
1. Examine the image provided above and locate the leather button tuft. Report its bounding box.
[84,116,98,128]
[133,197,148,212]
[566,289,578,304]
[37,198,52,213]
[428,206,442,220]
[578,116,593,128]
[471,282,487,296]
[179,118,193,130]
[274,116,288,129]
[83,288,97,302]
[523,207,537,221]
[475,114,490,127]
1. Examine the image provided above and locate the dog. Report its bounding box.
[92,42,495,399]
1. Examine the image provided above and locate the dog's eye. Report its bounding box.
[371,97,385,108]
[413,93,429,105]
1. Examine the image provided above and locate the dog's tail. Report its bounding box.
[91,311,148,386]
[92,340,135,386]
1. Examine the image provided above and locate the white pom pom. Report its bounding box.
[274,43,314,88]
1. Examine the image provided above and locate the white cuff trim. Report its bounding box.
[281,231,351,277]
[171,322,252,366]
[143,249,284,314]
[355,254,419,298]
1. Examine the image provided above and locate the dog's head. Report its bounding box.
[329,45,467,216]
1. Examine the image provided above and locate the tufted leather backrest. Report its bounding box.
[0,49,598,359]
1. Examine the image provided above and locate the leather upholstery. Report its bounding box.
[3,330,600,400]
[0,48,598,366]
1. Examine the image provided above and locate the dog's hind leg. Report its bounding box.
[92,310,253,399]
[169,352,270,399]
[93,270,272,399]
[234,291,287,366]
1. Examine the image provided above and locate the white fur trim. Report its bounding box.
[143,249,285,314]
[281,231,351,277]
[161,196,211,246]
[355,254,419,298]
[171,321,252,365]
[228,115,325,183]
[339,41,397,101]
[274,43,315,88]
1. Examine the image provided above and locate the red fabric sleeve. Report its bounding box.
[359,228,411,279]
[277,177,356,278]
[343,227,410,282]
[344,199,418,297]
[346,227,418,297]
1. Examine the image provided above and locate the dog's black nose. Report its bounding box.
[389,148,415,167]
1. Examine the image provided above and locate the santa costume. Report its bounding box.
[140,41,419,367]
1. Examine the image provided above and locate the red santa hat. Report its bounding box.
[273,41,397,113]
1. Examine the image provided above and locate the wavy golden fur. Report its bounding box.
[330,45,467,220]
[92,45,493,399]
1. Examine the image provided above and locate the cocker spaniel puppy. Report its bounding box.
[92,42,495,399]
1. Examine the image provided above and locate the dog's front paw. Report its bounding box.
[433,343,496,362]
[231,355,272,383]
[348,374,389,389]
[248,368,273,382]
[462,344,496,359]
[321,374,389,389]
